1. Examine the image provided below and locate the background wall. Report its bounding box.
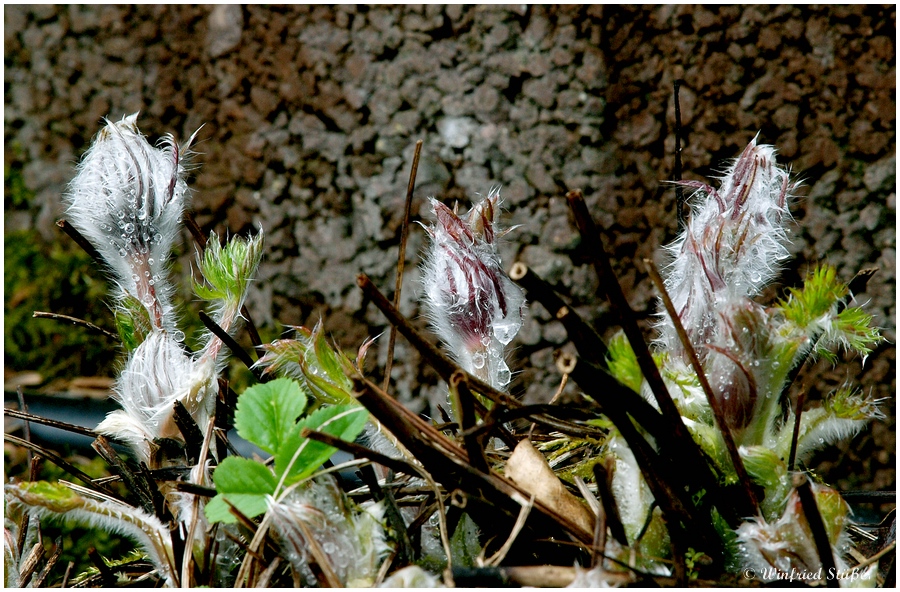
[5,5,894,492]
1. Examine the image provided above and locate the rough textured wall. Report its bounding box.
[5,5,894,489]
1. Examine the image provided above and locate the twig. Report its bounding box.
[566,190,708,472]
[6,434,119,498]
[3,407,96,437]
[644,257,758,516]
[300,427,417,476]
[794,474,839,588]
[172,400,204,463]
[198,311,264,381]
[841,540,896,577]
[32,311,118,339]
[509,262,608,365]
[566,189,729,532]
[450,371,490,474]
[56,219,103,266]
[383,139,423,393]
[673,79,686,232]
[30,537,63,588]
[788,390,807,471]
[61,560,75,588]
[92,436,156,515]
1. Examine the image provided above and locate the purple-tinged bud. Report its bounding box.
[658,138,797,429]
[421,188,526,390]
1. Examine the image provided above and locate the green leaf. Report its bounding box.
[606,331,643,393]
[206,457,278,523]
[274,404,369,487]
[233,378,308,455]
[779,264,846,326]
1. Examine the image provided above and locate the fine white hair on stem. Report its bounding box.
[64,112,198,333]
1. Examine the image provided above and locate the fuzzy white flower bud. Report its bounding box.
[659,137,796,428]
[420,188,526,390]
[64,113,195,332]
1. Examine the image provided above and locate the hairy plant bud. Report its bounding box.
[659,137,796,429]
[64,113,196,332]
[421,188,526,390]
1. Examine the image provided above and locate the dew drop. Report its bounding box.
[148,258,155,266]
[144,270,150,277]
[118,247,128,257]
[472,352,485,369]
[131,274,139,282]
[173,330,185,342]
[123,222,135,234]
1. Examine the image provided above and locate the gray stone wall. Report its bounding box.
[5,5,894,487]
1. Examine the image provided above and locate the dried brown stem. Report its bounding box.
[509,261,608,365]
[300,427,417,476]
[352,376,596,547]
[565,190,707,472]
[172,400,204,463]
[794,474,839,587]
[30,537,62,588]
[644,257,758,516]
[32,311,118,339]
[6,433,119,498]
[383,139,423,392]
[198,311,264,381]
[4,407,98,438]
[56,219,104,266]
[92,436,156,515]
[449,371,490,474]
[788,390,807,471]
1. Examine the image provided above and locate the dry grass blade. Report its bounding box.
[7,433,120,498]
[198,311,263,381]
[794,474,839,588]
[301,427,417,475]
[32,311,118,339]
[4,406,98,438]
[383,139,423,393]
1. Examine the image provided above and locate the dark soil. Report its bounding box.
[5,5,894,498]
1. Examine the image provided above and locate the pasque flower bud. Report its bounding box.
[64,113,196,333]
[421,188,526,390]
[659,137,795,429]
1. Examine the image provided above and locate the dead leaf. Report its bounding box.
[505,439,595,536]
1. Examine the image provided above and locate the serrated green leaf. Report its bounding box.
[206,457,278,523]
[274,404,368,487]
[233,378,308,455]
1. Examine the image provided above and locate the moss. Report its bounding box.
[4,229,117,379]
